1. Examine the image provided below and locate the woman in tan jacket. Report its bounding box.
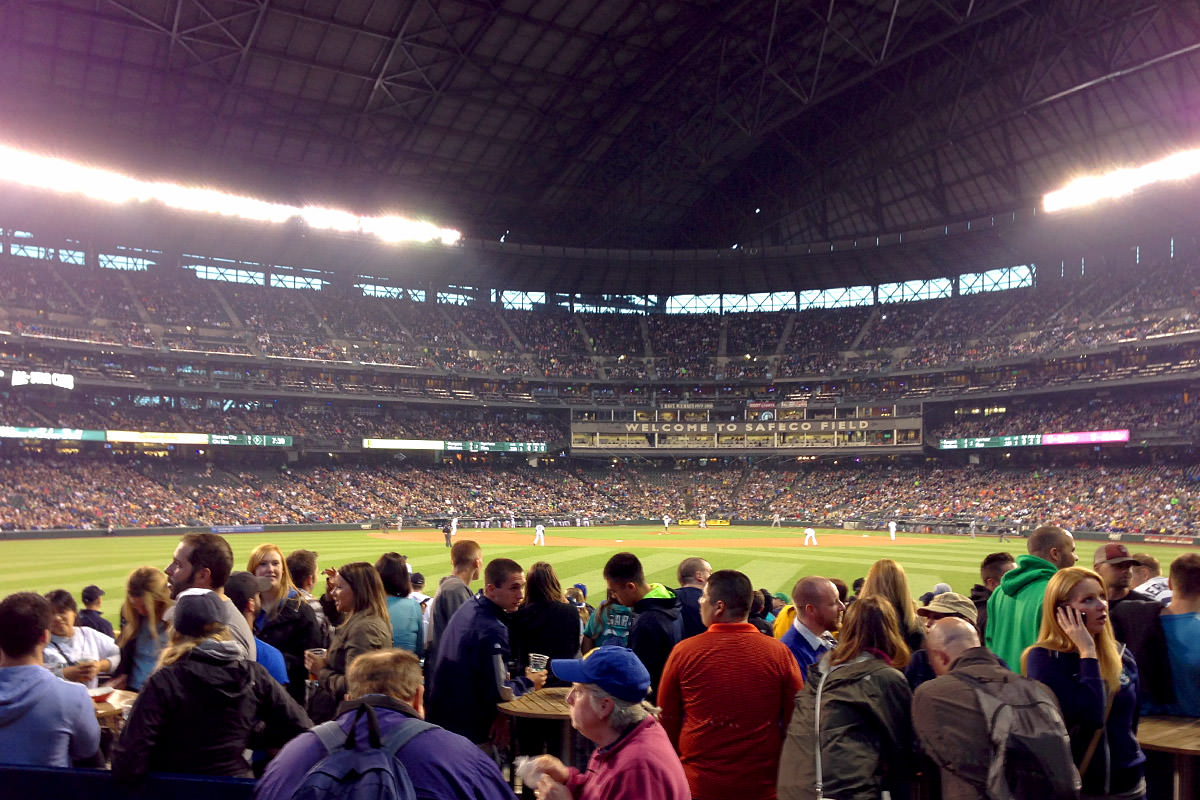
[303,561,391,722]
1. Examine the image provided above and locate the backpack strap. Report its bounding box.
[380,718,439,759]
[311,720,350,755]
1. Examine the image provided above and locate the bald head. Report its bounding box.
[925,617,981,677]
[1027,525,1077,569]
[792,576,844,635]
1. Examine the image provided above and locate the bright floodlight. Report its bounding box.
[1043,147,1200,213]
[0,144,461,245]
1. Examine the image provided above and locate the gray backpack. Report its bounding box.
[953,671,1081,800]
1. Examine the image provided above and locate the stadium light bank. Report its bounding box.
[0,143,461,246]
[1043,147,1200,213]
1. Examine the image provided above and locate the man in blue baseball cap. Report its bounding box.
[526,646,689,800]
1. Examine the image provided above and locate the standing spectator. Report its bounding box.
[658,570,803,800]
[110,566,172,692]
[111,589,311,781]
[426,558,546,745]
[256,649,512,800]
[304,562,392,723]
[249,543,326,706]
[603,552,682,702]
[780,577,843,675]
[582,589,633,653]
[224,571,290,687]
[914,617,1074,800]
[375,552,424,658]
[510,561,582,678]
[986,525,1076,671]
[429,539,482,659]
[41,589,120,689]
[76,585,114,638]
[529,647,690,800]
[777,595,913,800]
[409,572,432,641]
[905,592,978,690]
[1160,553,1200,715]
[1130,553,1171,606]
[1023,567,1146,800]
[285,548,332,640]
[1100,544,1174,712]
[0,592,100,767]
[860,558,924,652]
[970,552,1015,639]
[674,557,712,640]
[165,533,256,660]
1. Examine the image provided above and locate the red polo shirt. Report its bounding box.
[658,621,804,800]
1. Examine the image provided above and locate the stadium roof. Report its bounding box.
[2,1,1200,295]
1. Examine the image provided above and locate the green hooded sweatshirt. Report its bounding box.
[984,553,1058,672]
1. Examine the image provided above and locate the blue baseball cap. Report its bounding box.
[550,646,650,703]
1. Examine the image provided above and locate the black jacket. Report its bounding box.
[257,592,327,705]
[674,585,706,639]
[1111,590,1175,706]
[629,585,682,702]
[509,600,582,687]
[111,639,311,781]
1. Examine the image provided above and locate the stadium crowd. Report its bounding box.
[2,527,1196,800]
[3,457,1200,534]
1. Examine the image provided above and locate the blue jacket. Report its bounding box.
[1025,646,1145,795]
[426,592,533,743]
[780,624,829,678]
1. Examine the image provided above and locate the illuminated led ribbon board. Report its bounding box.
[937,429,1130,450]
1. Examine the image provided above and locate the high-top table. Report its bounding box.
[1138,715,1200,800]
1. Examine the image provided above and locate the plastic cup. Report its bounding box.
[528,653,549,672]
[305,648,327,679]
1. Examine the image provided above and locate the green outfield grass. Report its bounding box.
[1,525,1192,628]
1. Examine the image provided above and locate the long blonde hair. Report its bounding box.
[118,566,172,647]
[247,543,298,616]
[155,624,230,669]
[1022,566,1123,692]
[861,558,920,638]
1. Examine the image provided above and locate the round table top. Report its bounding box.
[498,686,570,720]
[1138,716,1200,756]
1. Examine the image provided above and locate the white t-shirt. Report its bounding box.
[44,626,121,689]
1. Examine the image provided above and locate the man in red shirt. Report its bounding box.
[658,570,804,800]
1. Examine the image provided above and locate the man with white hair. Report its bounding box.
[529,647,689,800]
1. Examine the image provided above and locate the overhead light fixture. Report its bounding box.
[0,143,461,245]
[1043,147,1200,213]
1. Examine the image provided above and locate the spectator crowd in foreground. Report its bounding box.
[0,526,1197,800]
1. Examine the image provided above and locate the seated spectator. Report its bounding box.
[530,646,690,800]
[777,595,914,800]
[225,571,290,687]
[255,648,512,800]
[111,588,311,781]
[0,592,100,766]
[110,566,172,691]
[76,584,114,638]
[41,589,120,689]
[1159,553,1200,716]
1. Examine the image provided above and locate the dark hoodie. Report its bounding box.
[630,583,682,701]
[111,639,311,781]
[969,583,992,639]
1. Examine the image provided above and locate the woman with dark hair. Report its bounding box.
[247,543,327,705]
[111,589,310,781]
[304,561,391,723]
[510,562,581,681]
[1024,566,1146,800]
[42,589,121,689]
[777,595,914,800]
[375,552,424,657]
[110,566,172,691]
